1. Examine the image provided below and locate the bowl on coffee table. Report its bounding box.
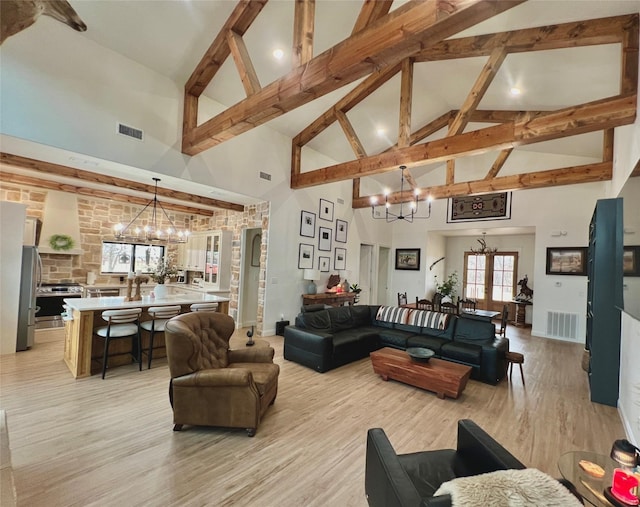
[406,347,435,362]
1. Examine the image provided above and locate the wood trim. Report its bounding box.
[227,30,261,96]
[292,0,315,68]
[291,93,636,188]
[621,14,639,94]
[353,161,613,208]
[183,0,525,155]
[351,0,393,35]
[602,129,614,163]
[0,152,243,212]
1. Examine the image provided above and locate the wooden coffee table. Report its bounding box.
[370,347,472,399]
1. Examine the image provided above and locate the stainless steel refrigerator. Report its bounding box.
[17,246,41,351]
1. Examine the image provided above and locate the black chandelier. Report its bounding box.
[113,178,189,244]
[370,166,432,223]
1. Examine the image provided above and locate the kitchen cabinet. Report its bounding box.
[185,233,207,271]
[203,230,232,291]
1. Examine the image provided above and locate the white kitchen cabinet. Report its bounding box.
[185,233,207,272]
[204,230,232,291]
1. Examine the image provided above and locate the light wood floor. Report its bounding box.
[0,325,623,506]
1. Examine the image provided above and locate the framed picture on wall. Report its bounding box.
[335,219,348,243]
[300,210,316,238]
[298,243,314,269]
[319,256,330,272]
[318,226,332,251]
[395,248,420,270]
[624,246,640,276]
[334,248,346,270]
[319,199,334,221]
[545,247,588,275]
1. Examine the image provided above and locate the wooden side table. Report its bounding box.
[302,292,356,307]
[511,300,532,328]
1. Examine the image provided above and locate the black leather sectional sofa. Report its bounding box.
[283,305,509,384]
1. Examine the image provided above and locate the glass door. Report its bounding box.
[463,252,518,311]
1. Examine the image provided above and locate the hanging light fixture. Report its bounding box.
[370,165,432,223]
[470,232,498,254]
[113,177,189,244]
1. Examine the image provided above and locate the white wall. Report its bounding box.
[0,202,26,355]
[619,312,640,445]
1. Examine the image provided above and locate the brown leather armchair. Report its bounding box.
[164,312,279,437]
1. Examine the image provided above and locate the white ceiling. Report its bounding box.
[3,0,640,203]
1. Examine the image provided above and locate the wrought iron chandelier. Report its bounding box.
[370,166,432,223]
[113,178,189,244]
[470,232,498,254]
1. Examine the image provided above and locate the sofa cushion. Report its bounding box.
[350,305,372,327]
[376,306,411,325]
[377,328,414,349]
[297,310,332,334]
[329,306,354,332]
[399,449,458,499]
[441,341,482,366]
[454,318,495,343]
[408,310,450,330]
[406,335,448,353]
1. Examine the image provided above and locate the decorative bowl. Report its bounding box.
[406,347,435,362]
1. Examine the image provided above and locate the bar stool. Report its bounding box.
[190,303,218,312]
[140,305,181,369]
[505,351,525,384]
[94,308,142,379]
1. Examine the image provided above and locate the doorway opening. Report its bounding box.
[463,252,518,312]
[239,228,261,328]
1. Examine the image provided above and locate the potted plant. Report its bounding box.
[349,283,363,304]
[150,257,177,297]
[435,271,459,303]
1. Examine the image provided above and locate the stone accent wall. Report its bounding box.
[1,183,270,335]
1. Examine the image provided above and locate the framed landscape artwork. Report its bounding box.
[298,243,314,269]
[318,226,332,251]
[545,247,588,275]
[624,246,640,276]
[334,248,346,270]
[395,248,420,270]
[300,210,315,238]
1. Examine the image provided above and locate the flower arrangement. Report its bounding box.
[435,271,459,298]
[150,257,178,284]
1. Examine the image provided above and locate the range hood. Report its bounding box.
[38,191,83,255]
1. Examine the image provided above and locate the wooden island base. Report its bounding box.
[370,348,472,400]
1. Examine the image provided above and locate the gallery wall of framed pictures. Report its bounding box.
[298,199,349,275]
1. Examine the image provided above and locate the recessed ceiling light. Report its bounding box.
[510,87,522,96]
[376,128,386,136]
[272,48,284,60]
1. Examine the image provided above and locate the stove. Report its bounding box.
[36,282,83,329]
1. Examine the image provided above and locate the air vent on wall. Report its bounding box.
[117,123,144,141]
[546,311,579,340]
[259,171,271,181]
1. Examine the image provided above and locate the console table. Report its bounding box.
[511,300,532,328]
[302,292,356,307]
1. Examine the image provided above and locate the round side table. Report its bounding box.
[558,450,617,506]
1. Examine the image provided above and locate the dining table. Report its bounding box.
[460,309,500,321]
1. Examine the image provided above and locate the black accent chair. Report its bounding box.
[365,419,526,507]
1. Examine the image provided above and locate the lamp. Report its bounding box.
[303,269,321,295]
[370,166,432,223]
[113,178,189,244]
[470,232,498,255]
[607,439,639,506]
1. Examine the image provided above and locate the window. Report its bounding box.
[101,242,165,274]
[463,252,518,310]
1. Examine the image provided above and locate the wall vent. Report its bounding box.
[259,171,271,181]
[546,311,579,340]
[117,123,144,141]
[337,198,345,205]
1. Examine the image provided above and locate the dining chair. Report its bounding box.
[397,292,408,306]
[457,298,477,313]
[439,302,458,314]
[94,308,142,379]
[415,298,434,311]
[190,303,219,312]
[496,304,509,337]
[140,305,181,369]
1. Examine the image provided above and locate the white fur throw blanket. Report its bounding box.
[434,468,583,507]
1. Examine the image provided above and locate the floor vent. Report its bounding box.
[546,311,579,340]
[117,123,143,141]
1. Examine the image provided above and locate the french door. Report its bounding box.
[463,252,518,312]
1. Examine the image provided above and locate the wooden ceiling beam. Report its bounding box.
[183,0,525,155]
[0,172,215,217]
[0,152,244,212]
[185,0,268,96]
[398,58,414,149]
[414,13,635,62]
[291,93,636,188]
[351,0,393,35]
[484,148,513,179]
[227,30,261,96]
[335,110,368,159]
[353,161,613,208]
[292,0,315,68]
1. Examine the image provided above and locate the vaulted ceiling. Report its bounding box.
[1,0,639,211]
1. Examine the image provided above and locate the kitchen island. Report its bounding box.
[62,294,229,378]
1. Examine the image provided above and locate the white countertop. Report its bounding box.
[80,283,228,294]
[64,293,229,311]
